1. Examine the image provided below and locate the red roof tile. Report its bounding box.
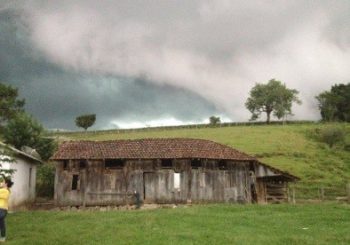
[50,138,255,161]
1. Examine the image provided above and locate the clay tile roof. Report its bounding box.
[50,138,256,161]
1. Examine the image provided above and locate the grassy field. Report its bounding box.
[6,204,350,245]
[52,123,350,194]
[13,124,350,244]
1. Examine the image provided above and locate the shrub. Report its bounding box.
[319,126,346,148]
[36,163,55,198]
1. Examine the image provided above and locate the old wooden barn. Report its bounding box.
[51,138,298,206]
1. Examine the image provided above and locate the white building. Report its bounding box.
[0,142,42,210]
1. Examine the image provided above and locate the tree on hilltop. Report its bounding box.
[245,79,301,123]
[209,116,221,126]
[75,114,96,131]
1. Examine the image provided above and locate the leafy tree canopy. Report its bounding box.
[3,113,56,161]
[75,114,96,131]
[315,83,350,122]
[245,79,301,123]
[0,82,25,126]
[209,116,221,126]
[0,144,16,178]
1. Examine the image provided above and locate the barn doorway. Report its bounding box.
[143,172,157,203]
[249,171,258,203]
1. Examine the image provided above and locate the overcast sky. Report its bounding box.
[1,1,350,130]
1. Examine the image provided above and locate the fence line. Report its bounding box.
[50,120,319,136]
[288,183,350,203]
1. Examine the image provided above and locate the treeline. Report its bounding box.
[245,79,349,124]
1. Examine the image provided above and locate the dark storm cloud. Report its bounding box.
[1,1,350,128]
[0,10,219,129]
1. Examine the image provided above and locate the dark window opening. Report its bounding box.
[105,159,125,169]
[79,160,87,169]
[249,162,255,171]
[191,159,201,169]
[72,175,79,190]
[63,160,69,170]
[218,160,227,170]
[161,159,173,168]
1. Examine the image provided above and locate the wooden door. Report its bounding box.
[143,172,157,202]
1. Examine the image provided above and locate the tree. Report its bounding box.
[75,114,96,131]
[245,79,301,123]
[209,116,221,126]
[0,144,16,179]
[2,113,56,161]
[34,137,58,162]
[315,83,350,122]
[0,82,25,126]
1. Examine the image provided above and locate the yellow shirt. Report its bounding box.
[0,188,10,210]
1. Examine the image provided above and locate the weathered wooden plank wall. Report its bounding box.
[54,159,255,206]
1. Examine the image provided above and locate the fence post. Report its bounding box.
[319,187,324,202]
[292,187,296,204]
[347,183,350,204]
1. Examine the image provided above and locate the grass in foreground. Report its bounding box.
[7,204,350,245]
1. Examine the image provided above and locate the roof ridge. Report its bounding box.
[0,142,42,163]
[61,138,220,144]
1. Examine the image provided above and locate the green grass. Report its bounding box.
[7,204,350,244]
[52,123,350,192]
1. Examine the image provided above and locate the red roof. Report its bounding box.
[50,138,255,161]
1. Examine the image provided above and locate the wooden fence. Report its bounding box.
[288,183,350,204]
[50,120,319,136]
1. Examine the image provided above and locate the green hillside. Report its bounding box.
[52,123,350,194]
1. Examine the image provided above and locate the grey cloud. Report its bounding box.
[321,2,350,49]
[0,10,220,130]
[1,1,350,128]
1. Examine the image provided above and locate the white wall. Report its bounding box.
[0,156,37,209]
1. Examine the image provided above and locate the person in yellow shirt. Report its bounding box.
[0,178,13,243]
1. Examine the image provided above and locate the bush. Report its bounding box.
[319,126,346,148]
[36,163,55,198]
